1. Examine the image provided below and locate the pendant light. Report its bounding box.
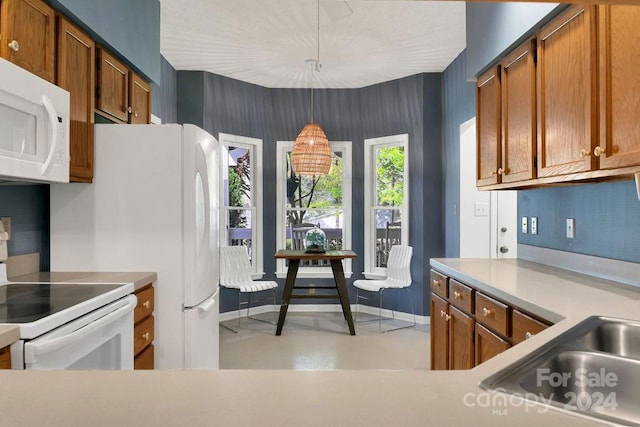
[291,0,332,176]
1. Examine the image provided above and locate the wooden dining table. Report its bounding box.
[273,249,357,336]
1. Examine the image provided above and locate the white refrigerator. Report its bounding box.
[50,124,220,370]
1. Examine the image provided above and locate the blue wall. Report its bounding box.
[465,2,563,79]
[442,50,476,258]
[151,56,178,123]
[518,181,640,263]
[49,0,161,83]
[0,186,50,271]
[178,71,442,315]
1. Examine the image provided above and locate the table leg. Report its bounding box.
[331,259,356,335]
[276,259,300,335]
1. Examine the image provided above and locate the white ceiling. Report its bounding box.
[160,0,466,89]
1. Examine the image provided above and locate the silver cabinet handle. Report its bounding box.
[8,40,19,52]
[525,332,533,340]
[593,146,606,157]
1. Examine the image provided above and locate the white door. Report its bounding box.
[459,117,517,258]
[183,125,220,307]
[184,287,219,370]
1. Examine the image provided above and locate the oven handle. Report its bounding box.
[40,95,60,176]
[24,295,137,363]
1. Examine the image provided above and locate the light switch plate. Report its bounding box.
[566,218,575,239]
[521,217,528,234]
[474,202,489,217]
[530,217,538,235]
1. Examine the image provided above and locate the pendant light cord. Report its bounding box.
[310,0,321,123]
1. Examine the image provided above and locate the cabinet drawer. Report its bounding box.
[0,346,11,369]
[134,344,154,370]
[430,270,448,299]
[512,310,549,344]
[475,292,510,337]
[449,279,474,314]
[134,315,154,356]
[134,285,154,324]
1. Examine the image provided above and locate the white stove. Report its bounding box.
[0,264,136,370]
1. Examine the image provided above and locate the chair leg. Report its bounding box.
[381,287,416,333]
[246,289,278,326]
[219,288,240,334]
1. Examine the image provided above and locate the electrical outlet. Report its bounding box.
[0,217,10,240]
[530,217,538,235]
[474,202,489,217]
[566,218,575,239]
[521,217,528,234]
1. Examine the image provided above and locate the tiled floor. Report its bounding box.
[219,311,430,370]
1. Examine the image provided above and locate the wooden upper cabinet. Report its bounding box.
[500,39,537,184]
[476,66,501,187]
[57,16,95,183]
[129,71,151,124]
[0,0,55,82]
[597,5,640,170]
[537,5,597,178]
[96,47,129,122]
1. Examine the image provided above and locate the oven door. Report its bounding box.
[11,295,136,370]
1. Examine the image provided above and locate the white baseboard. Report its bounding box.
[220,304,430,325]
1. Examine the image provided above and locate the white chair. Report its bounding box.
[353,245,415,332]
[219,246,278,333]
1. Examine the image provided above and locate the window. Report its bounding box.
[220,133,263,278]
[363,134,409,278]
[276,140,352,278]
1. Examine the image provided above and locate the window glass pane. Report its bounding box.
[227,146,251,208]
[375,146,405,207]
[374,209,402,268]
[285,151,343,209]
[286,208,343,251]
[224,208,253,261]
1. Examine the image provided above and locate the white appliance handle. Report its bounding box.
[40,94,59,176]
[197,293,217,313]
[24,296,136,362]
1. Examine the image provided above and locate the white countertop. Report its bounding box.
[1,259,638,426]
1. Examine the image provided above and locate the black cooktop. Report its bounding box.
[0,283,124,323]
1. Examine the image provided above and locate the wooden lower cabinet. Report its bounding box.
[475,323,510,365]
[430,294,449,370]
[133,284,155,369]
[430,269,551,371]
[0,346,11,369]
[449,306,475,370]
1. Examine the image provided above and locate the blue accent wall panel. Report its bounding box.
[49,0,161,83]
[0,185,50,271]
[442,50,476,258]
[518,181,640,263]
[151,56,178,123]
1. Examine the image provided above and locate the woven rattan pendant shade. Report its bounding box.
[292,123,332,175]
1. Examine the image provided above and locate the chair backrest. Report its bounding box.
[386,245,413,287]
[220,245,253,287]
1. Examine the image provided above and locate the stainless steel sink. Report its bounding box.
[481,316,640,426]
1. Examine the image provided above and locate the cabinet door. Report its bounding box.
[476,66,501,187]
[0,0,55,82]
[57,17,95,183]
[512,310,548,345]
[449,306,474,370]
[430,294,449,370]
[598,5,640,170]
[96,48,129,122]
[0,346,11,369]
[501,39,537,184]
[475,323,510,365]
[134,344,154,370]
[537,5,597,178]
[129,71,151,124]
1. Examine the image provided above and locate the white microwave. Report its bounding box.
[0,58,70,183]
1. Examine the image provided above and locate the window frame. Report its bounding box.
[275,140,352,279]
[363,133,409,279]
[219,133,264,279]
